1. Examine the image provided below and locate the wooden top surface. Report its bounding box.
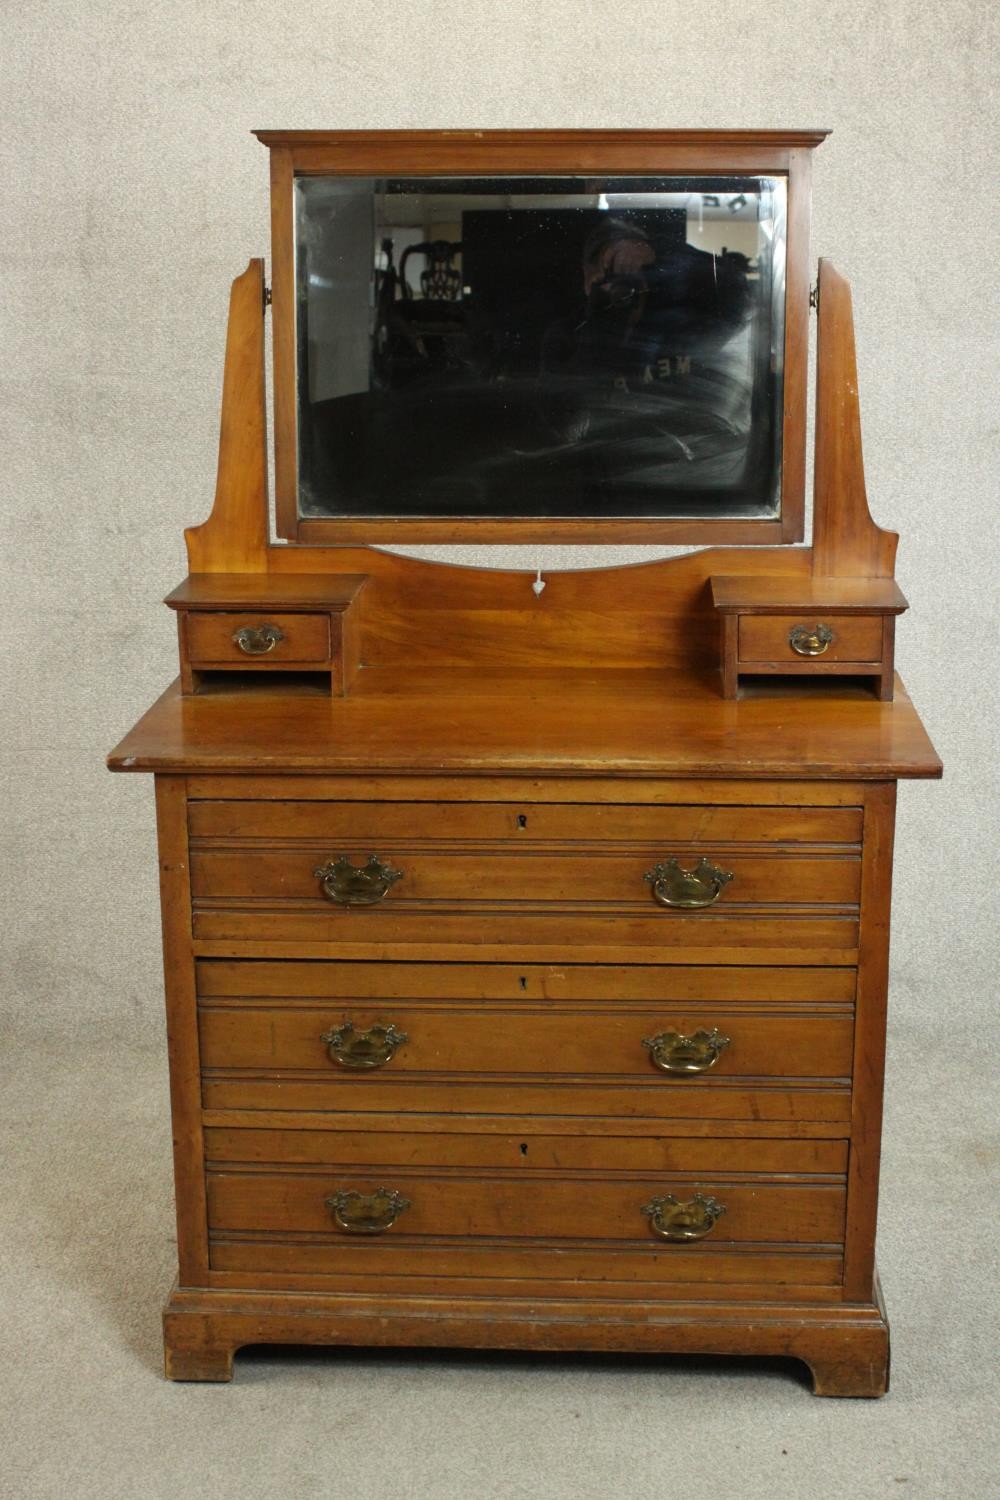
[164,574,368,611]
[710,576,909,614]
[107,667,942,780]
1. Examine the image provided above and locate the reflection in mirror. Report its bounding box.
[295,176,786,523]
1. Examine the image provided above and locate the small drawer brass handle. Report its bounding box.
[642,1192,726,1242]
[314,854,404,907]
[326,1187,411,1235]
[643,1027,731,1074]
[789,622,834,657]
[232,623,284,655]
[644,857,734,909]
[321,1021,409,1069]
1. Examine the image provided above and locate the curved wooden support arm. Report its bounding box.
[185,258,269,574]
[812,258,898,579]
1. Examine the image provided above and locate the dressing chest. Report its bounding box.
[108,130,941,1395]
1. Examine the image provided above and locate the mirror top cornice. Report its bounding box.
[253,128,832,149]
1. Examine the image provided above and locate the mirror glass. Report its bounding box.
[295,175,786,522]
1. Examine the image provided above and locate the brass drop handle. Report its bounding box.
[314,854,404,906]
[642,1192,726,1242]
[232,623,284,655]
[789,622,834,657]
[644,857,734,909]
[321,1021,408,1069]
[325,1187,411,1235]
[643,1027,731,1074]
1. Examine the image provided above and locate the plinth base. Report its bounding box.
[163,1277,890,1398]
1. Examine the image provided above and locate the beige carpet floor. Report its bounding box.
[2,1028,997,1500]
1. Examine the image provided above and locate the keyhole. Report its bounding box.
[517,813,527,829]
[518,976,528,991]
[519,1143,529,1156]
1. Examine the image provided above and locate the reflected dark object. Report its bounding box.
[295,176,785,521]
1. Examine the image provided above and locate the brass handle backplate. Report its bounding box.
[644,857,734,909]
[325,1187,411,1235]
[321,1021,409,1069]
[789,622,835,657]
[232,623,284,655]
[643,1027,731,1074]
[642,1192,727,1242]
[314,854,404,907]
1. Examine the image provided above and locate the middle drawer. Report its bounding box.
[198,959,855,1122]
[200,1002,853,1079]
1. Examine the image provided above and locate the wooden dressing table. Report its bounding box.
[108,130,941,1395]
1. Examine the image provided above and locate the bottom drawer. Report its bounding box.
[205,1126,847,1289]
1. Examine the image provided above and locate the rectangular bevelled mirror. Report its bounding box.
[259,132,820,543]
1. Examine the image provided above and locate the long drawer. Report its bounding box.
[189,845,860,956]
[188,790,862,954]
[191,847,860,907]
[189,799,864,846]
[205,1128,847,1289]
[199,1005,853,1080]
[198,959,855,1120]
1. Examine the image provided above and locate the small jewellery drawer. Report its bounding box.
[204,1129,847,1288]
[712,574,907,702]
[738,615,883,665]
[185,612,332,665]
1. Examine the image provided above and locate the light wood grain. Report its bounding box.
[186,613,331,665]
[198,1004,854,1079]
[195,958,857,1003]
[107,668,943,779]
[190,847,861,907]
[843,782,896,1299]
[188,798,863,845]
[200,1110,851,1141]
[200,1075,851,1122]
[162,1281,889,1394]
[185,262,268,574]
[812,260,898,578]
[207,1169,845,1245]
[203,1127,848,1173]
[186,775,871,805]
[739,615,883,664]
[154,776,209,1283]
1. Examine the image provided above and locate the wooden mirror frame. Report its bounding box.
[254,129,828,547]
